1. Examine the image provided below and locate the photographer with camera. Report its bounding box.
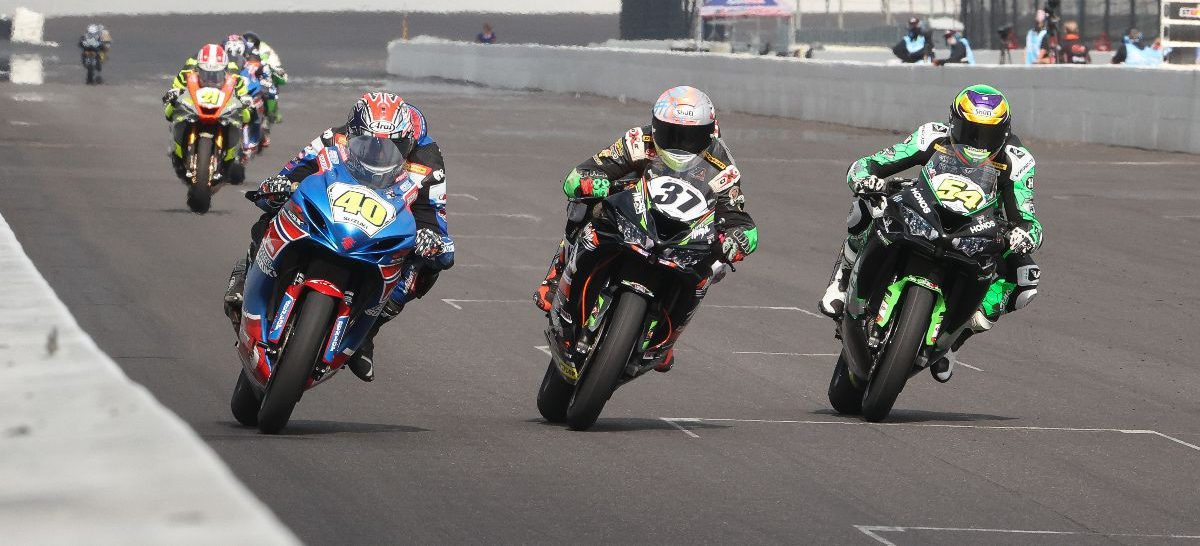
[1112,28,1166,66]
[893,18,935,63]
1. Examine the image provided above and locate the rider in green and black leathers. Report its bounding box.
[819,84,1042,381]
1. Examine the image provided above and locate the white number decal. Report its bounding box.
[647,176,709,221]
[327,183,397,236]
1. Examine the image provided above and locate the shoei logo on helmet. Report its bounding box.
[958,90,1009,125]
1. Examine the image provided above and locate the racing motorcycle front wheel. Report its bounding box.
[256,292,337,434]
[565,291,647,431]
[861,286,935,422]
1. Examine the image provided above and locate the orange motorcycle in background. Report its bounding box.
[168,70,246,213]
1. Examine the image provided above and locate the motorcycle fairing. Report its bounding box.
[238,156,418,388]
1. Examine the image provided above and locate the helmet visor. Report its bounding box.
[345,135,405,189]
[950,118,1007,153]
[652,118,714,154]
[198,68,226,88]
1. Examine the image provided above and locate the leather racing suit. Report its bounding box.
[833,121,1042,331]
[543,124,758,370]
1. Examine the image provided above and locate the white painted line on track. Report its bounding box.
[441,298,525,310]
[454,212,542,221]
[854,524,1200,545]
[1165,215,1200,220]
[535,345,551,357]
[959,361,984,372]
[733,351,838,357]
[449,193,479,200]
[660,418,701,438]
[658,417,1200,453]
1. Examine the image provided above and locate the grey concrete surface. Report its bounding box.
[2,14,1199,545]
[387,41,1200,154]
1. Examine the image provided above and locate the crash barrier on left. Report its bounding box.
[0,211,299,544]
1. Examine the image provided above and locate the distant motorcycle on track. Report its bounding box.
[827,162,1009,422]
[537,155,728,430]
[235,55,275,174]
[230,136,421,434]
[167,70,246,213]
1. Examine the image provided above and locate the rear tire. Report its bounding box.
[536,359,573,423]
[186,137,214,214]
[827,352,864,415]
[257,293,337,434]
[228,162,246,185]
[565,291,647,431]
[861,286,935,422]
[230,369,262,426]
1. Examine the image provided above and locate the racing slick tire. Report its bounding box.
[565,291,647,431]
[230,369,262,426]
[537,359,573,423]
[862,286,934,422]
[257,293,336,434]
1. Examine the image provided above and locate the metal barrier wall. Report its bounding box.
[387,40,1200,153]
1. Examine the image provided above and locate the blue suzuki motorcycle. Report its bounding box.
[230,137,422,433]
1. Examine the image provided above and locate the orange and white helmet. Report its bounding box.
[196,44,227,72]
[651,86,716,170]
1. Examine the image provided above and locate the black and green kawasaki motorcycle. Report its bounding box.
[537,156,724,431]
[828,144,1011,422]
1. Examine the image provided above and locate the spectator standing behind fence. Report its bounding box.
[934,30,975,65]
[477,23,496,44]
[1112,29,1165,66]
[1060,21,1091,64]
[893,18,934,63]
[1025,10,1051,64]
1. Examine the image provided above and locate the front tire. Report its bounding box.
[230,369,262,426]
[861,286,935,422]
[257,292,337,434]
[186,137,214,213]
[565,291,647,431]
[536,359,573,423]
[828,352,864,415]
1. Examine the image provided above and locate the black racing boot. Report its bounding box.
[223,254,249,330]
[348,338,375,382]
[346,300,403,382]
[534,241,566,313]
[930,310,994,383]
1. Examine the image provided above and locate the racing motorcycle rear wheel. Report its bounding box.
[536,359,574,423]
[565,291,647,431]
[861,286,934,422]
[827,352,864,415]
[230,369,262,426]
[257,293,337,434]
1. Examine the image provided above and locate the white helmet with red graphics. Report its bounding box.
[196,44,227,72]
[651,85,717,170]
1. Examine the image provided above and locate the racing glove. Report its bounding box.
[720,228,754,263]
[162,88,183,104]
[257,175,293,209]
[1007,226,1036,254]
[565,169,611,198]
[414,228,445,258]
[852,175,887,195]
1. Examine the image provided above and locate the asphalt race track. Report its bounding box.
[4,14,1200,546]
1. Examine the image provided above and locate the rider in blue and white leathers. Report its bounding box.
[224,92,452,382]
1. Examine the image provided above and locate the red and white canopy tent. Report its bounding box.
[697,0,796,54]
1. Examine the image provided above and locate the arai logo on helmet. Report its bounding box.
[368,120,396,134]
